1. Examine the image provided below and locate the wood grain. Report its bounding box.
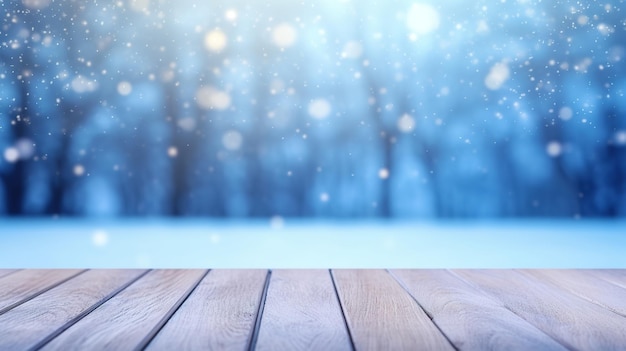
[588,270,626,289]
[0,269,145,350]
[40,269,206,350]
[520,270,626,317]
[0,269,623,349]
[391,269,566,351]
[0,269,84,314]
[0,270,18,279]
[146,269,267,351]
[256,270,352,351]
[454,269,626,350]
[332,269,453,351]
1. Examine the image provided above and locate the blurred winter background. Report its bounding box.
[1,0,625,219]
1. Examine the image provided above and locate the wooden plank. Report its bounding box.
[0,269,84,314]
[332,269,453,350]
[256,270,352,351]
[0,270,19,279]
[520,270,626,317]
[391,270,567,351]
[146,269,267,351]
[0,269,146,350]
[454,269,626,350]
[40,269,206,350]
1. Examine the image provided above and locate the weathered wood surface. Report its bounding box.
[0,269,18,279]
[0,269,624,350]
[519,269,626,317]
[333,269,454,350]
[0,269,146,350]
[256,270,352,351]
[391,269,567,351]
[0,269,84,315]
[146,269,267,351]
[454,269,626,350]
[591,269,626,289]
[41,269,206,350]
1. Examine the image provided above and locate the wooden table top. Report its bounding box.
[0,269,625,350]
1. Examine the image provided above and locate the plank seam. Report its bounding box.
[446,270,535,322]
[583,271,626,292]
[329,269,356,351]
[556,287,626,319]
[0,269,22,280]
[29,269,152,351]
[247,269,272,351]
[134,269,211,351]
[515,270,626,319]
[0,269,88,317]
[586,272,626,317]
[386,270,459,351]
[447,269,575,350]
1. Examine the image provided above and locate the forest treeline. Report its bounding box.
[1,0,625,217]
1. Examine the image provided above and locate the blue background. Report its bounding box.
[1,0,625,218]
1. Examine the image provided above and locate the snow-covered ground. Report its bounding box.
[0,219,624,268]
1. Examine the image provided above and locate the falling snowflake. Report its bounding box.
[485,61,510,90]
[204,29,227,53]
[73,164,86,176]
[222,130,243,151]
[272,23,297,48]
[92,230,109,247]
[378,168,390,179]
[397,114,416,133]
[3,147,19,163]
[308,99,331,119]
[546,141,562,157]
[117,81,132,96]
[196,86,231,110]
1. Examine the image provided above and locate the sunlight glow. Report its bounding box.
[406,3,440,35]
[204,29,227,53]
